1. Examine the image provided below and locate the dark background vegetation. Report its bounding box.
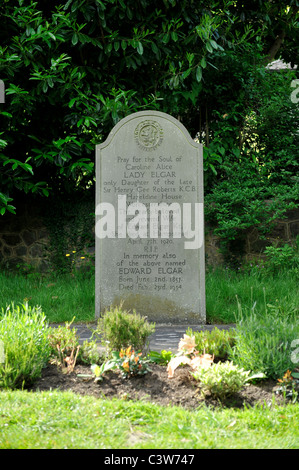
[0,0,298,257]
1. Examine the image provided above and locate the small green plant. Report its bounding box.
[192,361,263,399]
[48,318,79,353]
[275,370,299,403]
[94,304,155,355]
[148,350,173,365]
[79,340,103,365]
[48,318,80,373]
[186,327,236,361]
[263,241,299,275]
[115,346,151,378]
[0,302,51,389]
[16,262,41,279]
[80,345,151,382]
[89,361,117,382]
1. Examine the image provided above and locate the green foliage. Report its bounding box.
[0,192,15,215]
[229,300,299,380]
[0,302,51,389]
[1,0,298,218]
[48,320,105,367]
[81,346,151,382]
[275,370,299,404]
[263,240,299,276]
[186,327,235,361]
[148,350,173,365]
[48,317,79,358]
[89,360,117,382]
[95,304,155,355]
[205,69,298,249]
[112,346,151,379]
[79,340,103,366]
[192,361,260,399]
[47,318,81,373]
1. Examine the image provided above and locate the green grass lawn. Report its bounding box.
[0,268,298,324]
[0,271,95,323]
[1,389,298,449]
[0,268,298,450]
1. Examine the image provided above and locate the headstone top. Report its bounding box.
[98,111,200,150]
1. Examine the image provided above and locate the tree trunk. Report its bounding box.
[264,30,286,65]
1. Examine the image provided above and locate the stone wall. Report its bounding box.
[0,204,50,271]
[0,203,298,272]
[205,208,299,267]
[244,208,299,263]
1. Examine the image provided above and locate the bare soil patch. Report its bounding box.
[28,362,288,410]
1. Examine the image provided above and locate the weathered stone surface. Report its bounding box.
[3,245,12,256]
[95,110,205,324]
[22,230,37,246]
[30,243,44,257]
[289,221,299,237]
[2,234,21,246]
[15,245,28,256]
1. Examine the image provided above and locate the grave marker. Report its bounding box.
[95,111,205,323]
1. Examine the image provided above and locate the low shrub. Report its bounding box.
[166,334,214,378]
[186,326,236,361]
[192,361,253,399]
[228,300,299,379]
[48,319,104,367]
[94,304,155,355]
[47,318,81,372]
[0,303,51,389]
[48,318,79,358]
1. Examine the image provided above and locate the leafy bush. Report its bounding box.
[205,69,298,256]
[0,303,51,389]
[186,327,235,361]
[228,301,299,379]
[263,240,299,276]
[94,304,155,355]
[192,361,252,399]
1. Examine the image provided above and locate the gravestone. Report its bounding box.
[95,110,205,324]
